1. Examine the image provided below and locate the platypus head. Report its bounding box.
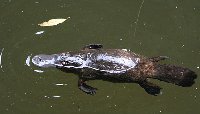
[32,54,60,68]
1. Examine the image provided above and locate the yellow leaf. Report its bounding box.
[38,17,70,27]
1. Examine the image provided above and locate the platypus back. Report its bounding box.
[154,64,197,87]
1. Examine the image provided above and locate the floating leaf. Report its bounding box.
[38,17,70,27]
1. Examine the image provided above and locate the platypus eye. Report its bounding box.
[38,58,43,62]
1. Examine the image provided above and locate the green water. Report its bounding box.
[0,0,200,114]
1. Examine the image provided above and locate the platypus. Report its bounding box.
[32,44,197,95]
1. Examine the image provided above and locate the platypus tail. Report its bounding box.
[154,64,197,87]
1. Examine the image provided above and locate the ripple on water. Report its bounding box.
[25,54,44,73]
[25,54,32,66]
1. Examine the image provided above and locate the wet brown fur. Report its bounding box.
[127,58,156,81]
[128,57,197,87]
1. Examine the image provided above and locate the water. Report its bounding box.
[0,0,200,114]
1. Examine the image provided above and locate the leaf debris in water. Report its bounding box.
[0,48,4,68]
[38,17,70,27]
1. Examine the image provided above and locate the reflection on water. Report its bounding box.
[55,83,68,86]
[33,69,44,73]
[35,31,44,35]
[0,48,4,69]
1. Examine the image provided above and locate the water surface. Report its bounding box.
[0,0,200,114]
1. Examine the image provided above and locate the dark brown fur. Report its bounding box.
[127,58,156,81]
[128,58,197,87]
[153,64,197,87]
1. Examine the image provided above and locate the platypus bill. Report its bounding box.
[32,44,197,96]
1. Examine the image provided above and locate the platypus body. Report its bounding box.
[32,44,197,95]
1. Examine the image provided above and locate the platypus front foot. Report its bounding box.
[78,79,97,95]
[149,56,169,62]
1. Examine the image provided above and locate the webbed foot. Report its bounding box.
[83,44,103,50]
[78,79,97,95]
[139,80,162,96]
